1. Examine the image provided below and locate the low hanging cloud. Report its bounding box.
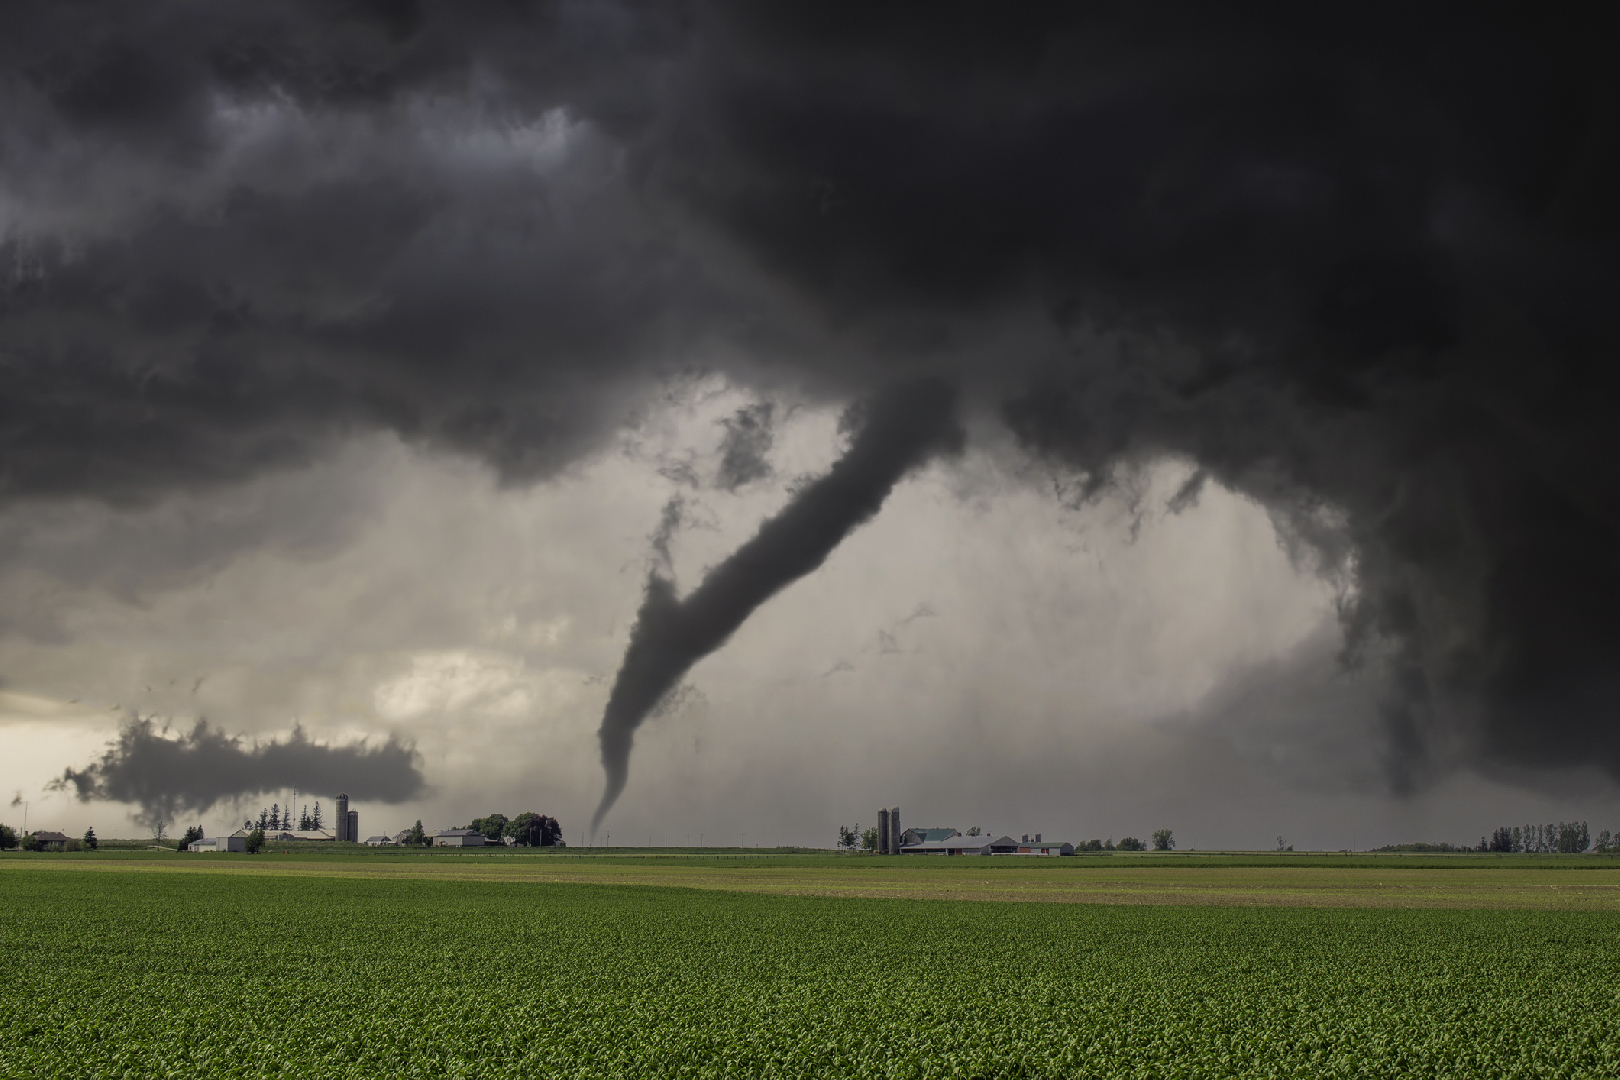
[50,717,425,827]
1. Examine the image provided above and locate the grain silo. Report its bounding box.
[891,807,901,853]
[335,793,350,842]
[346,809,358,844]
[877,808,890,855]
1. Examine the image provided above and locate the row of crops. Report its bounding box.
[3,867,1618,1078]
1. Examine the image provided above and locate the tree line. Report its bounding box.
[1482,822,1601,853]
[459,812,565,847]
[834,826,1176,851]
[241,802,325,833]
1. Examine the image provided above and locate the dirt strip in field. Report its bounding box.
[7,855,1620,908]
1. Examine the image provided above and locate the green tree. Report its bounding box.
[860,826,879,851]
[966,826,982,837]
[470,813,509,843]
[837,824,860,850]
[21,832,44,852]
[149,820,168,844]
[178,825,205,850]
[408,819,427,846]
[0,824,18,850]
[1117,836,1145,851]
[506,813,561,847]
[244,828,265,854]
[312,802,324,830]
[82,826,98,851]
[1152,829,1175,851]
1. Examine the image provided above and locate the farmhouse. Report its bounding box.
[31,831,70,851]
[434,829,485,847]
[363,835,392,846]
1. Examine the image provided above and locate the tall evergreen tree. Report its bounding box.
[312,802,323,830]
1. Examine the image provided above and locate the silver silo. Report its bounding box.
[877,808,890,855]
[335,793,350,841]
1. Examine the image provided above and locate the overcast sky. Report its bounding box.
[3,5,1617,847]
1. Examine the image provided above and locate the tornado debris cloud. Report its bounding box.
[592,380,962,831]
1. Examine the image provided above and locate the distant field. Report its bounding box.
[8,848,1620,908]
[4,866,1619,1078]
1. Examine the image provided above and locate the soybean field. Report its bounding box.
[4,865,1619,1078]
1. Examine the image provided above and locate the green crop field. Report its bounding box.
[4,862,1620,1078]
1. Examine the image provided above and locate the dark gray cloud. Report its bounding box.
[49,716,425,826]
[714,402,775,491]
[594,379,961,829]
[1,3,1616,791]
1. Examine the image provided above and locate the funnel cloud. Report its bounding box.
[594,380,962,830]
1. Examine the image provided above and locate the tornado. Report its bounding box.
[591,379,963,832]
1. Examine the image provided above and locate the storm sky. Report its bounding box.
[3,3,1618,846]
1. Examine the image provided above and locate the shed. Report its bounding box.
[434,829,486,848]
[191,835,247,852]
[901,836,993,856]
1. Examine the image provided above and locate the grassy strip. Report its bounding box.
[5,851,1620,908]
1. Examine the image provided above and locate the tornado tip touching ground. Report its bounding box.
[591,379,962,833]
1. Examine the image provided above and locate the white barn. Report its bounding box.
[189,835,247,853]
[434,829,485,848]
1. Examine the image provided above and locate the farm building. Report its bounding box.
[900,827,961,845]
[435,829,485,847]
[189,835,247,852]
[363,835,392,846]
[30,831,70,851]
[900,833,1075,856]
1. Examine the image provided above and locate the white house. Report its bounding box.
[363,835,392,846]
[434,829,485,848]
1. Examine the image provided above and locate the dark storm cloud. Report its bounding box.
[714,401,775,490]
[49,716,425,827]
[594,379,961,829]
[3,3,1618,784]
